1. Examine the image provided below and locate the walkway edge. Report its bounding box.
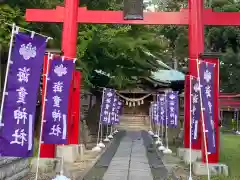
[78,138,115,180]
[154,142,179,179]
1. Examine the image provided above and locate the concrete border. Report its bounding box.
[78,131,126,180]
[144,131,179,180]
[77,143,111,180]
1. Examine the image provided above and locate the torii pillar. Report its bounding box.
[39,0,81,158]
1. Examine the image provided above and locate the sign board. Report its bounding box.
[123,0,144,20]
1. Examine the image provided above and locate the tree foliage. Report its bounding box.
[0,4,26,52]
[160,0,240,92]
[1,0,240,92]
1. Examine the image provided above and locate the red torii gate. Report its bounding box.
[25,0,240,163]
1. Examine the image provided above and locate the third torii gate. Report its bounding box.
[25,0,240,163]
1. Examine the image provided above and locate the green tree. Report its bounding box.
[0,4,26,52]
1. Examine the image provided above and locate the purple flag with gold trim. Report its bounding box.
[0,32,47,157]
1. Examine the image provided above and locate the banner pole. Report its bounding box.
[236,110,239,133]
[0,23,16,127]
[165,93,169,149]
[189,76,193,180]
[196,58,210,180]
[35,53,52,180]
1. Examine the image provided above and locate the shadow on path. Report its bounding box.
[141,131,178,180]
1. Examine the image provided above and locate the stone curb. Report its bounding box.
[150,136,179,180]
[77,135,117,180]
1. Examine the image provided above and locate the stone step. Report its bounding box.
[0,157,29,180]
[119,125,146,128]
[120,120,148,124]
[118,123,147,127]
[117,126,149,130]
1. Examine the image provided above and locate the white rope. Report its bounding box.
[149,104,153,131]
[35,53,52,180]
[165,93,169,150]
[105,125,109,139]
[0,23,16,127]
[189,76,193,180]
[236,110,239,132]
[97,88,105,145]
[100,123,103,142]
[116,92,152,102]
[96,120,101,145]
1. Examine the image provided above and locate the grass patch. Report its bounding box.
[219,134,240,177]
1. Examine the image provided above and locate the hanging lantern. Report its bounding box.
[133,102,135,106]
[129,101,132,107]
[141,99,144,104]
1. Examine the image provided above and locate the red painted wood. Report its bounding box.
[220,101,240,105]
[61,0,80,148]
[40,55,55,158]
[25,7,240,26]
[68,71,80,144]
[201,58,220,163]
[186,0,204,151]
[25,7,188,25]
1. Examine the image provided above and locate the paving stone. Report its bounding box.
[103,131,153,180]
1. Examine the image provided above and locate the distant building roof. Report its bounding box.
[151,69,185,82]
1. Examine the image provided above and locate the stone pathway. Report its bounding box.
[103,131,153,180]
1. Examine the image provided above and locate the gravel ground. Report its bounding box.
[23,172,55,180]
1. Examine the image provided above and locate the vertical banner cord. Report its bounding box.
[98,89,105,145]
[149,107,152,131]
[0,23,16,127]
[189,76,192,179]
[165,93,169,149]
[35,53,51,180]
[96,121,101,145]
[100,123,103,142]
[237,111,239,132]
[60,144,64,175]
[196,59,210,180]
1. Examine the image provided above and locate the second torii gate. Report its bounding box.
[25,0,240,163]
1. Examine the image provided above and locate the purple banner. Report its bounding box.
[190,76,201,143]
[100,88,115,125]
[0,32,47,157]
[115,97,123,124]
[166,91,178,128]
[157,94,166,125]
[199,61,216,154]
[110,95,118,124]
[42,58,74,144]
[151,102,158,124]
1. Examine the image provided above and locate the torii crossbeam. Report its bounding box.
[26,6,240,26]
[25,0,240,163]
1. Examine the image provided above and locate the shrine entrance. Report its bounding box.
[24,0,240,163]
